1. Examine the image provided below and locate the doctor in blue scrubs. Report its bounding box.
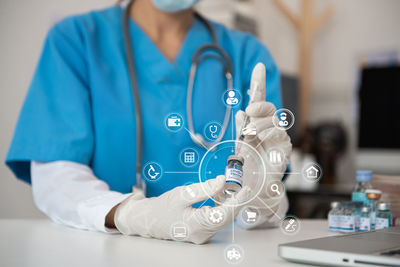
[6,0,291,244]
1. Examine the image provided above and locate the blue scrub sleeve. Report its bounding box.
[6,22,93,184]
[241,36,282,109]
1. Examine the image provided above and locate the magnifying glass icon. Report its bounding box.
[270,183,281,195]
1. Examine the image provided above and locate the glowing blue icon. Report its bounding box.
[165,113,184,132]
[180,148,199,167]
[143,162,162,181]
[204,122,222,141]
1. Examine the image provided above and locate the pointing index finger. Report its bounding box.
[248,63,266,104]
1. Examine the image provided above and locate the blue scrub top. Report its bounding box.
[6,6,282,197]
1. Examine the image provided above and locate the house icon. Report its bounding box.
[305,166,319,179]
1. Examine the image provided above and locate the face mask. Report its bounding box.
[152,0,200,13]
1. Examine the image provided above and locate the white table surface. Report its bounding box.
[0,219,336,267]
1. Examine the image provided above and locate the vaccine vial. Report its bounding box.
[352,202,363,231]
[224,155,244,196]
[328,202,341,231]
[366,189,382,229]
[339,202,355,233]
[359,206,371,232]
[375,202,392,230]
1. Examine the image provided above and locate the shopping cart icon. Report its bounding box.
[245,210,257,222]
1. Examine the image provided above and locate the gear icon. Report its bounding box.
[209,209,224,224]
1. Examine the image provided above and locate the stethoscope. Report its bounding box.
[209,125,218,139]
[122,0,234,189]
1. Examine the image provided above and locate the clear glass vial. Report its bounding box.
[339,202,355,233]
[359,206,371,232]
[224,155,244,196]
[365,189,382,229]
[376,202,392,230]
[328,202,341,231]
[351,202,363,231]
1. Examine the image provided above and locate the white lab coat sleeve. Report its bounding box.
[31,160,131,233]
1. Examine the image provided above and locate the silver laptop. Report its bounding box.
[279,226,400,266]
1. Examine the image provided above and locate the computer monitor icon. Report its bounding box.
[173,226,187,238]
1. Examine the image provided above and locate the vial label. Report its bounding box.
[340,215,355,232]
[352,192,367,204]
[370,211,376,227]
[359,217,371,232]
[375,217,389,230]
[328,214,340,231]
[225,168,243,187]
[355,214,360,231]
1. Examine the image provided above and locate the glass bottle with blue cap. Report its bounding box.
[352,170,373,204]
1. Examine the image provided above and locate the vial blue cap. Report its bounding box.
[356,170,372,182]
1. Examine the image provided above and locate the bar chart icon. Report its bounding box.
[269,149,282,165]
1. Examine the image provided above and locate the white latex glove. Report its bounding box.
[235,63,292,228]
[114,176,250,244]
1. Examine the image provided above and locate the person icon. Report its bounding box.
[226,90,239,105]
[278,112,289,127]
[273,108,295,131]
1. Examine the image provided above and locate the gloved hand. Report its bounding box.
[114,176,250,244]
[235,63,292,229]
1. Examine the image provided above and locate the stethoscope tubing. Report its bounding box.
[122,0,234,190]
[123,0,144,190]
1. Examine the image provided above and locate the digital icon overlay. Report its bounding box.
[267,147,285,166]
[302,162,323,183]
[241,206,259,225]
[222,89,241,107]
[204,122,222,141]
[180,148,199,167]
[226,90,239,105]
[266,180,285,199]
[281,215,301,235]
[224,244,244,264]
[273,108,295,131]
[208,208,225,224]
[142,162,162,182]
[170,222,189,241]
[165,113,184,132]
[241,123,257,137]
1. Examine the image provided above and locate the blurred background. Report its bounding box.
[0,0,399,219]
